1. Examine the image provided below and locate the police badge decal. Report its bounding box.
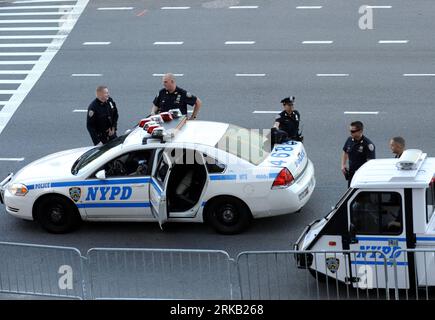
[326,257,340,274]
[69,187,81,202]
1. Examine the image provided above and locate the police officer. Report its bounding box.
[273,96,301,141]
[151,73,202,120]
[389,136,405,158]
[341,121,376,187]
[86,85,119,145]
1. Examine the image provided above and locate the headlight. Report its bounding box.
[8,183,28,196]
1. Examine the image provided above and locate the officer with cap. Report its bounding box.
[86,85,119,145]
[272,96,301,145]
[150,73,202,120]
[341,121,376,187]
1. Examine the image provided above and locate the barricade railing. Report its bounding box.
[391,249,435,300]
[0,241,85,299]
[236,249,390,300]
[86,248,234,300]
[4,242,435,300]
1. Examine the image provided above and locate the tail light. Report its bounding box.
[272,168,294,189]
[138,118,152,128]
[160,112,173,122]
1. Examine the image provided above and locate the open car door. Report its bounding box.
[150,150,172,229]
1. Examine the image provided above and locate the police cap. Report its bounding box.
[281,96,295,105]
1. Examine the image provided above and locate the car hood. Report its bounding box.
[11,147,93,185]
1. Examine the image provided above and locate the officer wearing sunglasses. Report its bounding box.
[341,121,376,187]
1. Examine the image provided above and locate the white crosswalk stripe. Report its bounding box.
[0,0,89,135]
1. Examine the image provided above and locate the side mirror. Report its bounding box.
[349,224,358,244]
[95,170,106,180]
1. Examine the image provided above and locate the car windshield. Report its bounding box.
[71,134,128,175]
[215,124,270,165]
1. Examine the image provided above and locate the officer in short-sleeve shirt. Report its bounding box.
[273,96,300,139]
[151,73,202,120]
[341,121,376,187]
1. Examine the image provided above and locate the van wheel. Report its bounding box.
[309,269,327,282]
[205,197,252,235]
[35,195,81,234]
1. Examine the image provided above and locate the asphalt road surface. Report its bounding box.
[0,0,434,299]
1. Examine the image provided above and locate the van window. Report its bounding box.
[427,179,435,223]
[350,192,403,235]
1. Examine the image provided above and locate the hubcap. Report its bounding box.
[49,205,64,223]
[220,205,237,224]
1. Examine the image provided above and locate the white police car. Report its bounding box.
[0,113,315,234]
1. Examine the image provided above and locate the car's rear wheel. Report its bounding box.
[35,195,81,233]
[205,196,252,235]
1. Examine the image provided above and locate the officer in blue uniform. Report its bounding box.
[341,121,376,187]
[151,73,202,120]
[271,96,302,147]
[86,85,119,145]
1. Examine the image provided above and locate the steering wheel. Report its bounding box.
[107,160,126,176]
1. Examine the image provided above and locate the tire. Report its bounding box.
[205,197,252,235]
[35,195,81,234]
[309,268,327,283]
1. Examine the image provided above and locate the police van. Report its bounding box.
[0,112,315,234]
[294,149,435,289]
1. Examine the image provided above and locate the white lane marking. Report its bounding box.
[14,0,75,3]
[97,7,134,10]
[0,27,62,31]
[153,73,184,77]
[403,74,435,77]
[296,6,323,9]
[0,12,72,16]
[0,90,17,94]
[71,74,102,77]
[83,41,111,45]
[73,109,87,113]
[225,41,255,45]
[0,0,89,136]
[0,158,25,161]
[378,40,408,44]
[0,35,66,39]
[253,111,280,114]
[366,5,392,9]
[0,101,9,105]
[344,111,379,115]
[0,80,23,84]
[0,43,51,47]
[0,52,42,56]
[302,41,333,44]
[316,73,349,77]
[0,5,75,10]
[229,6,259,9]
[161,6,190,10]
[0,19,70,23]
[0,61,38,64]
[0,70,31,74]
[235,73,266,77]
[153,42,184,45]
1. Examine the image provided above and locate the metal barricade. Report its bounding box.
[86,248,234,300]
[0,242,85,299]
[236,250,390,300]
[391,249,435,300]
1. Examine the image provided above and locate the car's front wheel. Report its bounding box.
[35,195,81,233]
[205,196,252,235]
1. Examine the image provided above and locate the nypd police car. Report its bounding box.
[0,112,315,234]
